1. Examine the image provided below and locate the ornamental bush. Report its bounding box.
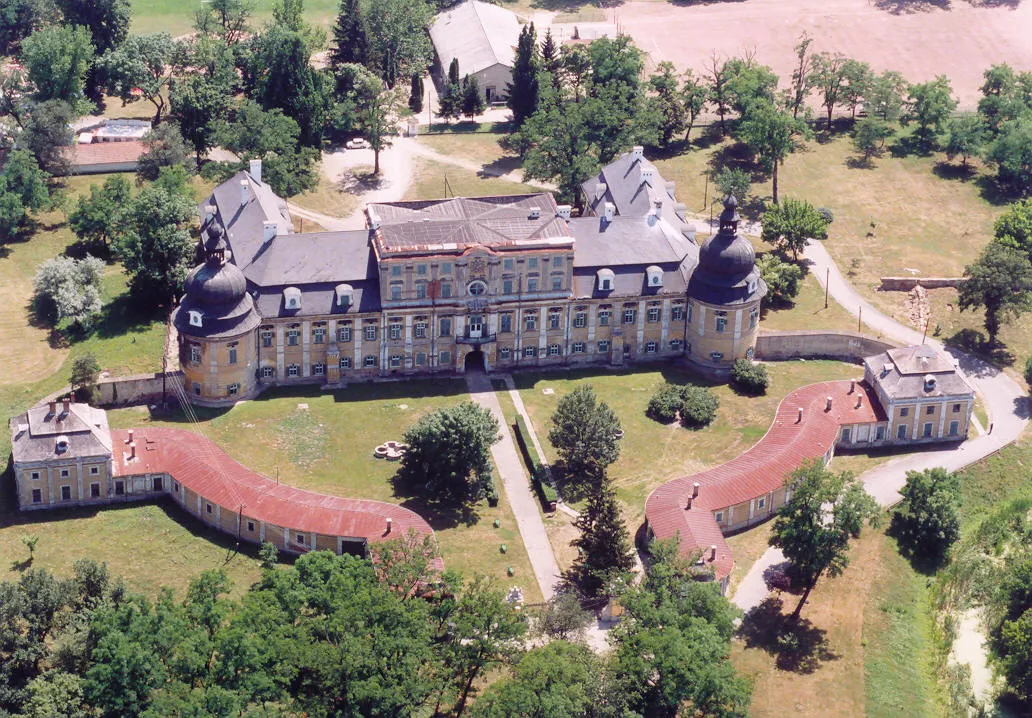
[646,383,684,423]
[730,359,770,395]
[679,385,719,428]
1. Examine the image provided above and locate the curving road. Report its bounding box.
[731,239,1030,611]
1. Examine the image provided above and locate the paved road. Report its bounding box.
[731,239,1030,612]
[466,369,561,601]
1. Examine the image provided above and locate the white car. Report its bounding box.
[346,138,370,149]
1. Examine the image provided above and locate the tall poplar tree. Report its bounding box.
[505,22,539,127]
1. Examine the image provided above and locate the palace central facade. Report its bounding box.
[173,148,767,405]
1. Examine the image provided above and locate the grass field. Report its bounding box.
[290,173,363,220]
[417,133,511,169]
[405,157,540,201]
[105,381,544,602]
[129,0,341,35]
[514,360,862,527]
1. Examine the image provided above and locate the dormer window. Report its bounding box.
[924,374,937,392]
[597,268,615,292]
[55,435,69,454]
[335,283,353,309]
[188,310,203,327]
[283,286,302,310]
[646,265,663,288]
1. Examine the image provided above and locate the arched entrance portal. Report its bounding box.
[464,349,486,373]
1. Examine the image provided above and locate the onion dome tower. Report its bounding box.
[685,195,767,374]
[172,217,261,405]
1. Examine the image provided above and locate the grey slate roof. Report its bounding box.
[429,1,520,76]
[864,347,975,400]
[11,403,112,465]
[242,230,375,286]
[580,149,690,230]
[207,170,294,270]
[369,195,573,254]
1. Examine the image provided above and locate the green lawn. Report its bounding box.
[405,158,540,202]
[129,0,341,35]
[106,381,543,602]
[514,360,863,527]
[417,133,511,168]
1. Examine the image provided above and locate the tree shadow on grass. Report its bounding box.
[932,160,978,182]
[872,0,950,14]
[478,156,523,179]
[946,328,1015,367]
[884,517,948,576]
[392,481,482,530]
[737,596,840,673]
[973,173,1018,207]
[91,292,165,340]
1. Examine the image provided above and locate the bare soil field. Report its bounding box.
[614,0,1032,109]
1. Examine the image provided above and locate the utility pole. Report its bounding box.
[857,306,862,333]
[824,267,830,309]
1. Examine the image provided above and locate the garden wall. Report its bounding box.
[879,277,966,291]
[35,371,184,409]
[755,330,897,364]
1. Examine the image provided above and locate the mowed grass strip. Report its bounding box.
[129,0,341,35]
[107,380,543,602]
[405,158,540,202]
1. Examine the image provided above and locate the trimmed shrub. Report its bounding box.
[1024,356,1032,389]
[818,206,834,225]
[679,385,719,428]
[730,359,770,395]
[513,415,558,510]
[647,383,684,423]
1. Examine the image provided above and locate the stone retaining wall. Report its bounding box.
[755,330,898,364]
[35,371,184,409]
[879,277,966,291]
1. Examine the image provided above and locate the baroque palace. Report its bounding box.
[173,148,767,405]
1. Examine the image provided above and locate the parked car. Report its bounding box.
[346,138,370,149]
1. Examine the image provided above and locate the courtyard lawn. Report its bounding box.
[417,132,511,169]
[513,359,863,527]
[405,158,540,202]
[106,381,543,602]
[290,173,363,221]
[733,525,940,717]
[129,0,340,35]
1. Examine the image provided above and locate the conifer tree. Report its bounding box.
[567,475,635,599]
[448,57,460,86]
[461,74,485,120]
[506,22,539,127]
[409,72,423,113]
[540,28,559,76]
[331,0,367,67]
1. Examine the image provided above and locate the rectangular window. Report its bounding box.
[551,276,563,290]
[949,420,959,436]
[749,307,759,328]
[841,427,852,442]
[228,345,239,364]
[440,262,453,275]
[60,468,69,478]
[365,323,377,341]
[548,344,561,356]
[228,383,240,395]
[574,312,587,328]
[391,265,402,277]
[503,258,515,271]
[710,351,724,361]
[953,403,961,413]
[671,305,685,321]
[647,307,660,322]
[572,342,585,353]
[897,424,908,440]
[716,316,727,333]
[287,329,299,346]
[390,355,402,368]
[193,382,201,396]
[30,471,39,480]
[553,256,563,268]
[549,310,562,330]
[598,340,611,353]
[389,322,402,340]
[439,318,452,337]
[623,308,636,324]
[500,314,512,333]
[923,422,933,438]
[152,476,163,492]
[441,283,452,298]
[598,310,610,326]
[758,497,766,509]
[390,284,402,300]
[189,344,201,363]
[528,257,539,269]
[416,352,426,366]
[527,277,538,292]
[312,364,325,376]
[287,364,299,377]
[524,346,537,358]
[338,324,352,342]
[340,356,352,369]
[364,355,377,368]
[714,511,724,523]
[89,466,99,475]
[261,366,274,378]
[414,321,427,339]
[503,278,514,295]
[206,503,213,514]
[262,330,273,347]
[247,521,255,532]
[439,350,451,365]
[687,303,694,322]
[416,282,427,299]
[31,489,41,504]
[90,483,100,498]
[416,263,427,276]
[115,481,125,496]
[645,341,657,353]
[61,485,71,501]
[524,312,537,331]
[900,407,909,417]
[670,339,682,351]
[926,405,935,415]
[876,425,885,440]
[313,327,325,344]
[500,347,511,360]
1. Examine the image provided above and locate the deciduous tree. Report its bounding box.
[852,117,894,165]
[811,51,847,130]
[646,61,685,147]
[470,641,597,718]
[18,99,75,176]
[0,0,56,56]
[0,148,49,212]
[713,166,750,203]
[789,32,814,120]
[363,0,433,88]
[958,241,1032,346]
[70,352,101,401]
[99,33,179,124]
[360,82,403,175]
[992,198,1032,259]
[548,384,621,484]
[891,467,961,564]
[33,255,105,329]
[902,75,957,150]
[944,114,985,168]
[760,197,828,260]
[21,25,96,113]
[737,101,811,204]
[769,459,879,619]
[680,68,707,141]
[756,252,803,305]
[193,0,253,45]
[986,113,1032,194]
[136,122,190,182]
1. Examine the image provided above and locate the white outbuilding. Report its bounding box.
[429,0,521,104]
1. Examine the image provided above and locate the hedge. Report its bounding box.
[512,415,558,510]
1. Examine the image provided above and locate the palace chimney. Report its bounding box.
[710,545,717,561]
[692,482,700,498]
[385,517,392,534]
[826,396,833,411]
[797,407,804,423]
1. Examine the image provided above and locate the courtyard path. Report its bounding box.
[465,369,561,601]
[731,240,1029,614]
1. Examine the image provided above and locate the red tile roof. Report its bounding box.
[111,427,436,547]
[65,140,146,167]
[645,380,884,582]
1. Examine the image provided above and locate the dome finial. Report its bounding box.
[719,194,740,234]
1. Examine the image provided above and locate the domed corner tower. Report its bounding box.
[685,195,767,376]
[172,218,261,406]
